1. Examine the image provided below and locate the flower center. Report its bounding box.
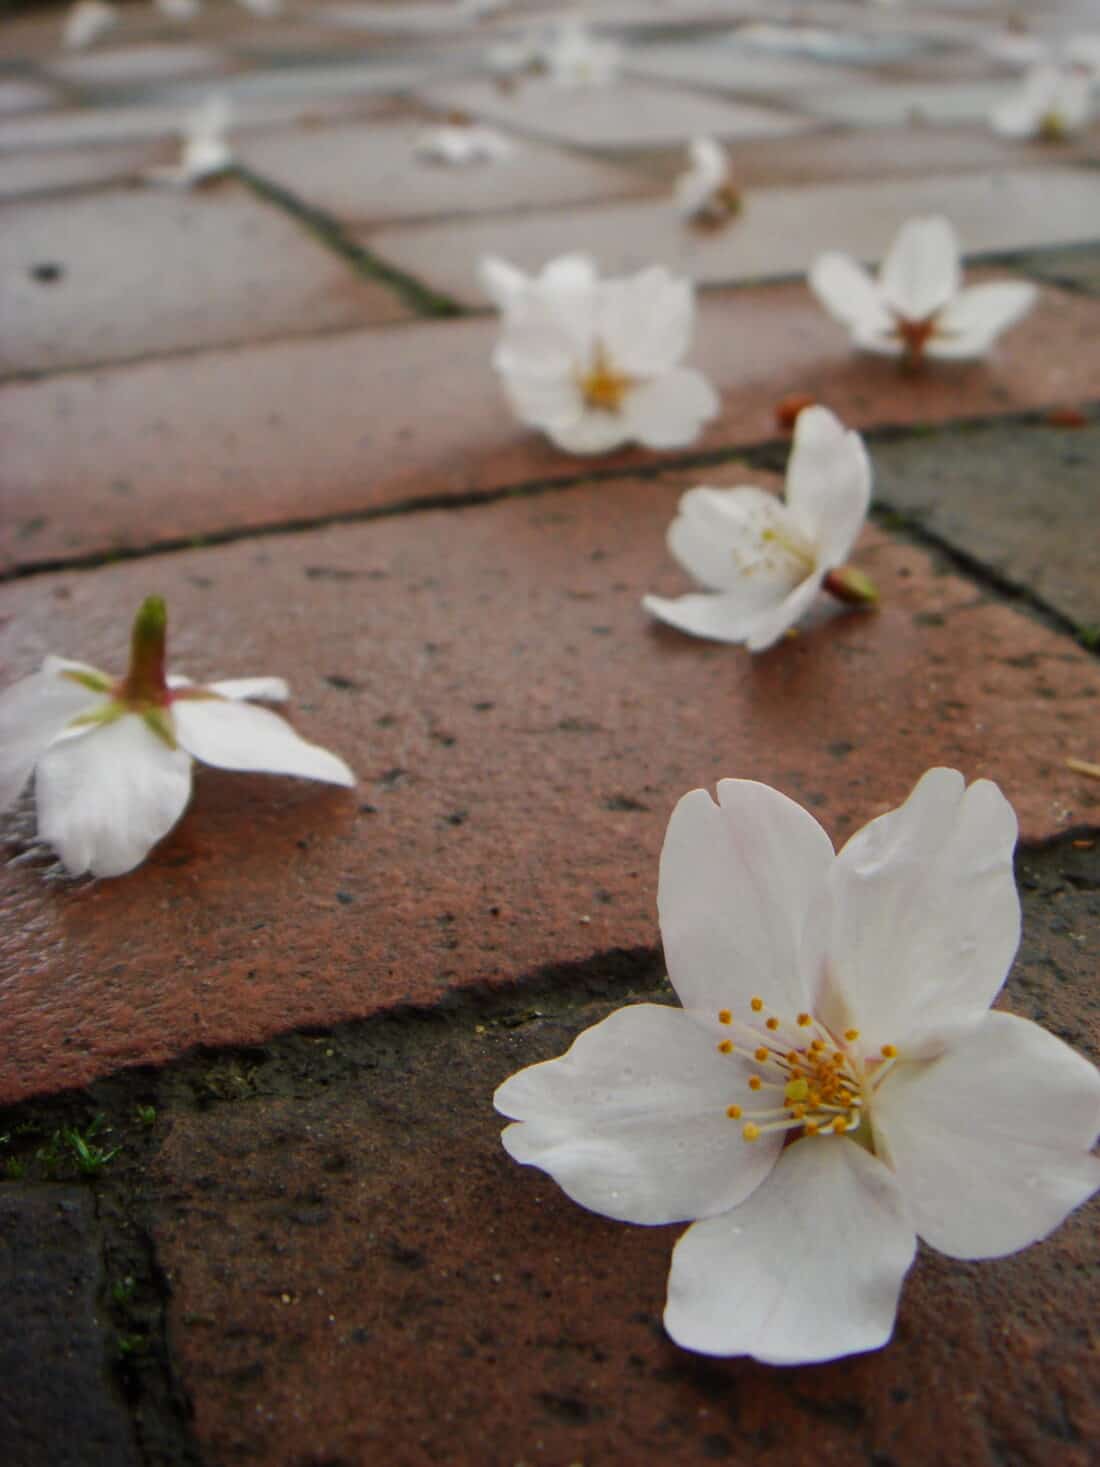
[715,997,898,1146]
[1038,109,1067,142]
[579,345,633,413]
[891,312,938,365]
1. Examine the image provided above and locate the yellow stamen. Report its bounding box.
[718,1009,732,1025]
[727,1104,742,1119]
[718,1039,733,1054]
[754,1047,770,1063]
[881,1044,898,1059]
[797,1013,812,1027]
[742,1123,761,1142]
[765,1017,780,1031]
[844,1028,860,1042]
[579,347,632,412]
[748,1076,763,1091]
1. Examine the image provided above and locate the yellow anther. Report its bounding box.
[750,996,764,1012]
[718,1039,733,1054]
[727,1104,742,1119]
[718,1009,732,1025]
[786,1051,799,1064]
[881,1044,898,1059]
[742,1123,761,1142]
[810,1038,825,1053]
[765,1017,780,1031]
[748,1076,763,1091]
[805,1121,820,1136]
[844,1028,860,1042]
[797,1013,812,1027]
[784,1077,809,1103]
[789,1104,806,1119]
[831,1117,848,1134]
[754,1047,769,1063]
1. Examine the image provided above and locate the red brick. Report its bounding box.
[1,485,1097,1105]
[4,277,1100,571]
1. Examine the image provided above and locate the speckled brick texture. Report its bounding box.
[2,480,1098,1106]
[6,276,1100,572]
[147,837,1099,1467]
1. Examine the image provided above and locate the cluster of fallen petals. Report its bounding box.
[496,769,1100,1364]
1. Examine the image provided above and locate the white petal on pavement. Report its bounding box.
[495,1004,783,1225]
[783,406,871,567]
[808,252,891,336]
[873,1011,1100,1259]
[879,216,960,322]
[622,367,719,449]
[36,714,193,878]
[821,769,1020,1057]
[0,658,108,811]
[205,677,290,702]
[664,1137,915,1363]
[173,698,354,785]
[598,268,694,377]
[657,779,833,1021]
[929,281,1038,358]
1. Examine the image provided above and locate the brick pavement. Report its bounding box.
[1,3,1098,1464]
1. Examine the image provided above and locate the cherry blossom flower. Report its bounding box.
[479,253,718,455]
[62,0,119,49]
[0,598,354,879]
[414,123,514,165]
[543,17,621,87]
[495,769,1100,1364]
[809,216,1038,366]
[643,405,874,651]
[145,97,233,187]
[674,138,741,232]
[991,64,1092,141]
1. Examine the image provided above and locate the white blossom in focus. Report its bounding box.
[643,406,873,651]
[809,215,1038,365]
[479,252,719,455]
[0,598,354,879]
[145,97,233,187]
[991,63,1092,141]
[495,769,1100,1364]
[63,0,119,49]
[415,123,514,164]
[674,137,741,230]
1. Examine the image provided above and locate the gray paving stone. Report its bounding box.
[238,117,651,225]
[0,1185,140,1467]
[0,180,410,378]
[623,41,866,96]
[415,76,817,149]
[796,77,1033,126]
[0,77,59,115]
[1001,244,1100,298]
[367,167,1100,307]
[873,415,1100,633]
[43,42,233,90]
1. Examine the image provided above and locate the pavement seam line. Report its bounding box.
[233,164,465,320]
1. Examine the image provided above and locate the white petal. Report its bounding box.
[598,269,694,377]
[657,780,833,1021]
[808,252,891,336]
[621,368,719,449]
[501,367,586,436]
[0,658,108,811]
[494,1004,783,1225]
[643,572,821,651]
[533,253,599,363]
[478,255,529,313]
[205,677,289,702]
[664,1137,915,1363]
[36,715,193,877]
[172,698,354,785]
[880,216,960,322]
[783,406,872,567]
[928,281,1038,359]
[544,407,631,456]
[874,1011,1100,1259]
[821,769,1020,1058]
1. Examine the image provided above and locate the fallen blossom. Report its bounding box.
[479,252,718,455]
[0,597,354,878]
[543,17,621,87]
[154,0,202,20]
[495,768,1100,1364]
[809,215,1038,366]
[145,97,233,187]
[991,63,1092,141]
[643,405,874,651]
[414,123,514,164]
[62,0,119,49]
[674,137,741,232]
